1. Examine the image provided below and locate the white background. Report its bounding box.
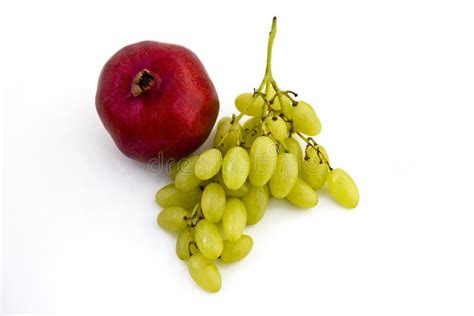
[2,0,474,315]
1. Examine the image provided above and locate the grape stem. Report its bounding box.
[190,202,200,218]
[215,17,278,149]
[257,16,277,93]
[295,132,332,170]
[186,202,204,227]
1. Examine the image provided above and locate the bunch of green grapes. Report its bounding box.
[155,17,359,292]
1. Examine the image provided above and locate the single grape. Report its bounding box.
[176,228,193,260]
[214,117,232,150]
[217,116,237,130]
[242,184,269,225]
[235,93,253,114]
[194,219,223,260]
[326,168,359,208]
[222,146,250,190]
[201,183,226,223]
[274,93,292,118]
[253,95,265,114]
[306,145,330,163]
[188,253,222,292]
[249,136,277,186]
[157,207,188,232]
[286,177,319,208]
[194,148,223,180]
[235,92,265,116]
[284,137,303,173]
[223,198,247,241]
[155,183,201,210]
[291,101,321,136]
[242,117,262,147]
[266,84,276,107]
[302,148,329,190]
[220,235,254,263]
[175,155,202,192]
[269,152,299,198]
[214,117,244,154]
[265,115,288,143]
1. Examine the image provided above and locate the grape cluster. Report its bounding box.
[155,17,359,292]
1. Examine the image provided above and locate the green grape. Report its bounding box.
[307,145,330,163]
[223,198,247,241]
[303,144,331,189]
[235,93,253,114]
[284,137,303,173]
[242,184,269,225]
[274,93,292,117]
[253,95,265,114]
[176,228,193,260]
[302,159,328,190]
[266,84,276,107]
[194,148,223,180]
[155,183,201,209]
[216,116,232,129]
[319,145,329,162]
[269,153,299,198]
[168,157,192,179]
[188,253,222,292]
[243,132,258,148]
[194,219,223,260]
[168,162,180,179]
[220,235,253,263]
[242,117,262,147]
[249,136,277,186]
[201,183,226,223]
[214,117,244,154]
[265,116,288,142]
[222,146,250,190]
[326,168,359,209]
[175,156,202,192]
[157,207,188,232]
[292,101,321,136]
[243,116,261,131]
[214,117,230,142]
[286,177,319,208]
[235,93,265,116]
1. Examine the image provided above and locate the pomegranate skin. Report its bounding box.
[96,41,219,163]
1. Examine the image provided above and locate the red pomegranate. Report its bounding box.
[96,41,219,163]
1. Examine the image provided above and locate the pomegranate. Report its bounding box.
[96,41,219,163]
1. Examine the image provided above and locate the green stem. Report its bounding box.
[216,17,278,150]
[257,17,278,92]
[189,202,200,218]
